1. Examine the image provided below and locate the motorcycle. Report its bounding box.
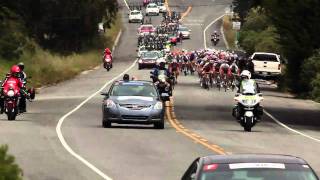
[233,92,264,132]
[103,55,112,71]
[1,77,21,120]
[211,35,219,46]
[151,70,172,101]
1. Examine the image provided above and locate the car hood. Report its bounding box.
[110,96,157,105]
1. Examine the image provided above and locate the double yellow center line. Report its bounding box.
[165,99,227,155]
[165,0,192,21]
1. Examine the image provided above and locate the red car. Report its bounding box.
[138,25,155,35]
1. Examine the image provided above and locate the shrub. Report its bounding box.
[0,145,23,180]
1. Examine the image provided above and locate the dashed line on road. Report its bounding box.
[165,98,227,155]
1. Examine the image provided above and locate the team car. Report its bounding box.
[138,51,160,69]
[146,3,160,16]
[101,81,165,129]
[182,154,319,180]
[128,10,143,23]
[178,26,191,39]
[137,24,156,35]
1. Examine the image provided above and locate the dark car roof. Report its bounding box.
[202,154,307,165]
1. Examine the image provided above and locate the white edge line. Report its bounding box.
[220,21,230,49]
[203,14,225,49]
[264,110,320,143]
[56,59,138,180]
[123,0,130,10]
[56,9,136,179]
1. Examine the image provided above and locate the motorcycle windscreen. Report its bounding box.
[240,80,257,94]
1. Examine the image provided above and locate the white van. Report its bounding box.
[251,52,281,77]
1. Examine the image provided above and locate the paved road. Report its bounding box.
[0,0,320,179]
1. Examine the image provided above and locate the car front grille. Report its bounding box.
[119,104,151,110]
[122,115,148,120]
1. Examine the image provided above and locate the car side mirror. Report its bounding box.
[235,93,240,97]
[258,93,263,97]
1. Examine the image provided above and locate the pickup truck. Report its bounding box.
[250,52,282,77]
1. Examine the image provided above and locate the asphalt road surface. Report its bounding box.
[0,0,320,180]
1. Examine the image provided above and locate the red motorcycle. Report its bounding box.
[2,77,21,120]
[103,54,112,71]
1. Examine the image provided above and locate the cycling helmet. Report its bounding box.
[17,62,25,71]
[240,70,251,79]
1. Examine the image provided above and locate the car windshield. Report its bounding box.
[142,51,158,58]
[179,27,188,31]
[148,4,157,8]
[131,11,140,15]
[252,54,279,62]
[201,163,318,180]
[110,83,157,97]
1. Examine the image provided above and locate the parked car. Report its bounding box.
[250,52,282,78]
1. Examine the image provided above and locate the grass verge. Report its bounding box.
[0,14,122,88]
[222,15,236,49]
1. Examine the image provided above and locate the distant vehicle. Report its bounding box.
[182,154,319,180]
[146,3,159,16]
[137,24,156,35]
[128,10,143,23]
[101,81,165,129]
[178,26,191,39]
[137,46,148,58]
[157,3,167,13]
[138,51,159,69]
[251,52,282,77]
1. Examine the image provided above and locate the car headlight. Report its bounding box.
[154,101,163,110]
[7,90,15,97]
[104,99,116,108]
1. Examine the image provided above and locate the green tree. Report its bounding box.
[263,0,320,93]
[0,6,26,59]
[232,0,262,23]
[0,145,23,180]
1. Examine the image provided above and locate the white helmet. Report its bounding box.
[240,70,251,79]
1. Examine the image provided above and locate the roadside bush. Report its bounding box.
[311,74,320,102]
[300,49,320,97]
[0,145,23,180]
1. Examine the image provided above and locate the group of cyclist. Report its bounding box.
[165,48,254,91]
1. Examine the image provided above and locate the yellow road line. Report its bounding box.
[180,6,192,21]
[165,100,227,155]
[165,0,172,16]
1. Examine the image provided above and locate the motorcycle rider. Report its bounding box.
[17,62,27,81]
[103,48,113,68]
[233,70,262,120]
[151,61,171,83]
[0,65,30,113]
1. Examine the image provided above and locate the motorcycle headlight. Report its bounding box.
[154,101,163,110]
[7,90,15,97]
[242,99,256,106]
[104,99,116,108]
